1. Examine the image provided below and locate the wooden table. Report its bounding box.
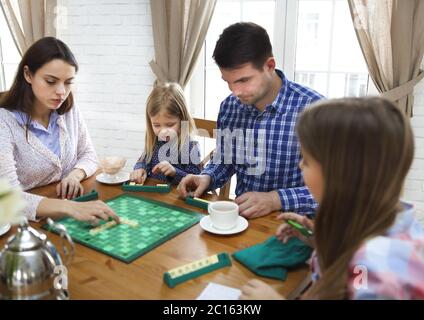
[0,175,309,300]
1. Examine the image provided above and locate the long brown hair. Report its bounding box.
[0,37,78,128]
[296,97,414,299]
[143,83,196,163]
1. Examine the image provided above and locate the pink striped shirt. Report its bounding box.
[311,203,424,299]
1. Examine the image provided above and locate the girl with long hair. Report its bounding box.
[130,83,201,185]
[240,97,424,299]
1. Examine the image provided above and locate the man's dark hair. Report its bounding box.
[213,22,273,69]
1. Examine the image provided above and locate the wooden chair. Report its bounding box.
[193,118,231,200]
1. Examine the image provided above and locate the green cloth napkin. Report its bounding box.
[232,236,313,280]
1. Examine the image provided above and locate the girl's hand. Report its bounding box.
[130,169,147,184]
[63,200,120,225]
[56,170,85,199]
[276,212,315,248]
[239,279,285,300]
[152,161,176,177]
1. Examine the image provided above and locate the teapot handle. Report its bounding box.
[47,218,75,266]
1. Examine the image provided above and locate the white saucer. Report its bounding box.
[96,172,130,185]
[199,216,248,235]
[0,224,11,237]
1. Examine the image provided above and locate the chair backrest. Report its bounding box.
[193,117,231,200]
[193,118,215,167]
[194,118,215,138]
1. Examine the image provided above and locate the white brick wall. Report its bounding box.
[405,59,424,225]
[57,0,155,172]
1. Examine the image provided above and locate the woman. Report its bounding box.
[0,37,119,224]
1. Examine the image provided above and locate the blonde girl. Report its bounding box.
[130,83,201,185]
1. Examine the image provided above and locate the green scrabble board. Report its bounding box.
[43,193,204,263]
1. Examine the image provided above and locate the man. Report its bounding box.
[178,22,324,218]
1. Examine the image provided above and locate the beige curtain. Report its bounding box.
[0,0,57,56]
[149,0,216,88]
[348,0,424,116]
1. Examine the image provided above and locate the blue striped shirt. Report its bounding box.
[202,69,324,215]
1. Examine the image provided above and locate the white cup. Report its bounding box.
[208,201,239,230]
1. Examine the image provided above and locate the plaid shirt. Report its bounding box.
[311,202,424,299]
[202,70,324,215]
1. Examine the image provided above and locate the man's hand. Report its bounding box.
[235,190,281,218]
[177,174,211,198]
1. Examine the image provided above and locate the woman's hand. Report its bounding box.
[56,169,86,199]
[276,212,315,248]
[152,161,176,177]
[130,169,147,184]
[63,200,120,225]
[239,279,285,300]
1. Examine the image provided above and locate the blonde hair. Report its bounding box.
[143,83,196,162]
[296,97,414,299]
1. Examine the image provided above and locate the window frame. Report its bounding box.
[0,32,6,91]
[0,7,21,92]
[279,0,298,80]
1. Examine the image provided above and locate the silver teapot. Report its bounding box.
[0,219,74,300]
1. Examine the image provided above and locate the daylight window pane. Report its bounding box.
[243,1,275,42]
[295,0,369,98]
[328,73,346,97]
[330,1,368,73]
[295,71,328,96]
[295,0,332,72]
[205,1,241,67]
[205,66,231,119]
[0,9,20,89]
[328,72,368,97]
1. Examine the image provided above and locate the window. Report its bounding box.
[189,0,277,120]
[189,0,370,120]
[0,8,20,91]
[294,0,369,97]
